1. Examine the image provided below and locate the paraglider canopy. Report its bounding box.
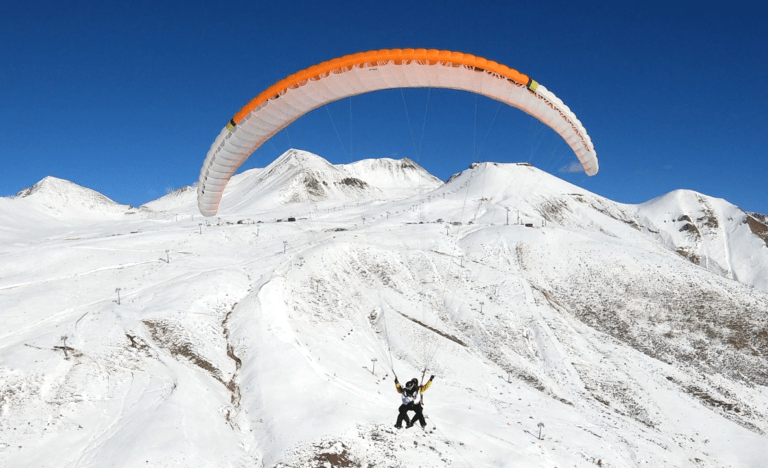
[197,48,598,216]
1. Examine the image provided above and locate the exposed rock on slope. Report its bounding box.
[341,157,442,197]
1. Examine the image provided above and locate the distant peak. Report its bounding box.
[14,175,122,210]
[279,148,325,162]
[15,176,71,198]
[154,185,196,201]
[267,149,334,172]
[344,156,433,175]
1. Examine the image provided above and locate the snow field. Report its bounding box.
[2,151,768,467]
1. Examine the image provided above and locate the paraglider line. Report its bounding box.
[417,88,432,160]
[431,422,475,468]
[324,104,349,160]
[382,306,396,375]
[283,125,293,149]
[476,100,503,160]
[472,94,478,161]
[400,88,420,161]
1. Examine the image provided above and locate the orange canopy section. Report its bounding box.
[197,48,598,216]
[232,49,531,125]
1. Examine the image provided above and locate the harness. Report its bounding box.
[402,385,421,405]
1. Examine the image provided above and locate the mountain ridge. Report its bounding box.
[5,152,768,292]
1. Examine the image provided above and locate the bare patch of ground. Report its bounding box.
[395,311,467,348]
[337,178,369,189]
[142,320,222,381]
[746,215,768,247]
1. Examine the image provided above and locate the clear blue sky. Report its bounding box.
[2,0,766,214]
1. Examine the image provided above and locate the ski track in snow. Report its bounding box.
[0,260,158,292]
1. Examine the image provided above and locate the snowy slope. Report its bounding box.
[2,155,768,468]
[144,150,442,217]
[141,185,198,212]
[637,190,768,292]
[340,157,442,198]
[0,176,139,245]
[430,162,768,292]
[12,176,132,217]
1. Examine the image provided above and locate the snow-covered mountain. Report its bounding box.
[0,176,139,243]
[2,153,768,468]
[146,152,768,293]
[636,190,768,292]
[340,157,442,198]
[399,161,768,293]
[142,185,197,212]
[11,176,131,216]
[144,150,442,215]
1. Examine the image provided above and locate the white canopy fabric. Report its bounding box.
[198,49,598,216]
